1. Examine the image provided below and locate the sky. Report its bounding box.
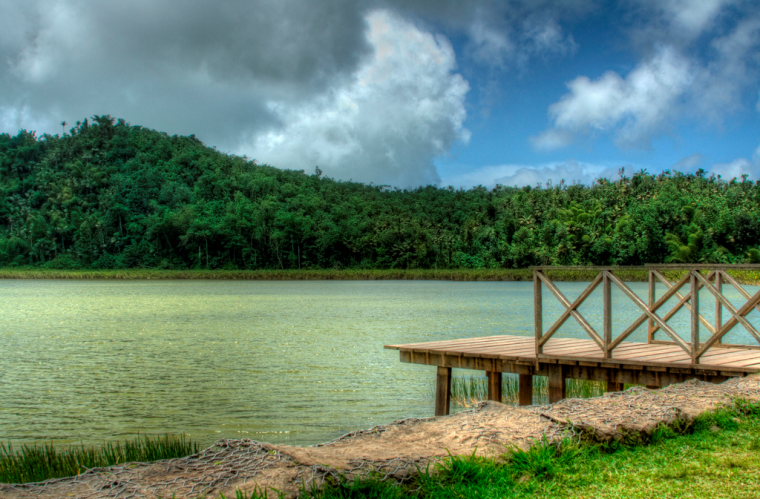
[1,0,759,189]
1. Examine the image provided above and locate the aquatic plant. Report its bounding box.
[0,434,199,484]
[450,374,607,407]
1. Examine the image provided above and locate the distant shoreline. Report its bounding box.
[1,267,744,282]
[0,268,537,280]
[1,267,758,284]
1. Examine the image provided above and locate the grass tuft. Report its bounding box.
[295,398,760,498]
[0,434,199,484]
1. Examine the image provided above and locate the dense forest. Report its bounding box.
[1,116,759,269]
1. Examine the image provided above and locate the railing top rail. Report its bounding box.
[531,265,647,271]
[531,264,760,271]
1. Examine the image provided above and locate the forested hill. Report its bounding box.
[1,116,759,270]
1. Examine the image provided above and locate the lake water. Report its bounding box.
[1,279,757,448]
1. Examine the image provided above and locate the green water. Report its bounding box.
[1,279,757,448]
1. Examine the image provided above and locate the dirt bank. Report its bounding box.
[3,375,760,499]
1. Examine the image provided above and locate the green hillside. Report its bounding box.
[1,116,759,269]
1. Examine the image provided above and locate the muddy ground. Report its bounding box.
[3,375,760,498]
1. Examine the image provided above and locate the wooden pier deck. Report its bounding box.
[385,265,760,415]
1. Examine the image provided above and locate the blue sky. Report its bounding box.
[1,0,758,188]
[436,0,760,187]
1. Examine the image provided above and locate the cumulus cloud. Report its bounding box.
[464,3,581,69]
[672,154,703,171]
[711,146,760,180]
[0,1,482,187]
[442,160,621,188]
[534,47,692,149]
[245,10,469,187]
[537,1,760,151]
[633,0,732,44]
[695,16,760,122]
[0,0,369,146]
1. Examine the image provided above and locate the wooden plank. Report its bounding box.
[435,366,451,417]
[409,336,526,349]
[544,346,604,358]
[699,349,760,363]
[393,335,760,374]
[624,350,693,363]
[624,347,693,359]
[386,335,519,349]
[620,343,688,356]
[613,344,682,356]
[543,341,603,353]
[613,344,682,355]
[715,356,760,368]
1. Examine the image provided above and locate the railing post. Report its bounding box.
[715,271,723,345]
[691,270,700,364]
[604,270,612,358]
[534,269,543,358]
[648,270,656,342]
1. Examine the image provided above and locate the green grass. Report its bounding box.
[0,267,608,281]
[3,267,757,285]
[0,434,199,484]
[294,399,760,499]
[450,374,607,407]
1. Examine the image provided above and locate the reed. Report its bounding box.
[0,434,199,484]
[0,267,537,281]
[451,374,607,407]
[1,267,758,284]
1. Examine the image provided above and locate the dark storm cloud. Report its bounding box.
[0,0,370,146]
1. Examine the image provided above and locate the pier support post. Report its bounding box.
[607,371,624,392]
[435,366,452,416]
[486,371,502,402]
[548,366,566,403]
[606,381,624,392]
[519,374,533,405]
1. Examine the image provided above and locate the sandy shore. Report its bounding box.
[3,375,760,498]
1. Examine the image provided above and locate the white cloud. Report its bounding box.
[535,46,692,149]
[711,146,760,180]
[672,153,703,171]
[245,9,469,187]
[656,0,730,40]
[696,16,760,122]
[442,160,621,188]
[537,1,760,151]
[466,8,578,69]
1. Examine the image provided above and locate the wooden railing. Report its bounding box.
[533,265,760,365]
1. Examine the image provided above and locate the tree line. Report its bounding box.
[1,116,759,269]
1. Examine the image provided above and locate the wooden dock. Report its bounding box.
[385,265,760,416]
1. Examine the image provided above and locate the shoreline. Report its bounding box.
[4,375,759,498]
[1,267,758,284]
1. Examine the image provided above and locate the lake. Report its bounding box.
[1,279,756,448]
